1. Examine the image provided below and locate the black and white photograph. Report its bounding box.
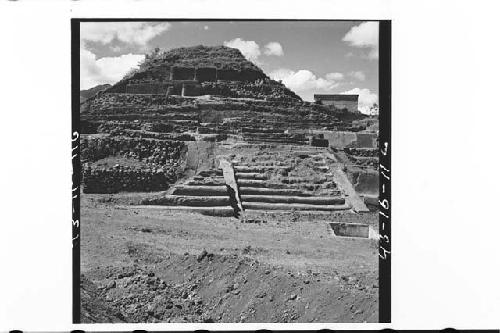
[76,19,389,323]
[2,0,500,331]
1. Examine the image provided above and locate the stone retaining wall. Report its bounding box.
[344,147,378,157]
[170,66,196,80]
[312,131,378,149]
[126,83,171,95]
[200,81,300,101]
[116,130,195,141]
[195,67,217,82]
[181,83,203,96]
[83,166,179,193]
[81,137,185,164]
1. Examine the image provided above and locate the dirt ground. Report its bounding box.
[81,191,379,323]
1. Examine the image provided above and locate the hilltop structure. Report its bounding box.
[80,45,377,210]
[102,45,301,101]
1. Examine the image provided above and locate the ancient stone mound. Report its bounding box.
[102,45,301,101]
[78,46,377,197]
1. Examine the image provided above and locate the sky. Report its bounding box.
[81,21,379,113]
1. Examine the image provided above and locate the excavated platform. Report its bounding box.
[231,144,356,214]
[139,141,368,217]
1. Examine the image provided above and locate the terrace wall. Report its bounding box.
[312,131,378,149]
[126,83,172,95]
[170,66,196,80]
[83,166,179,193]
[216,69,241,81]
[195,67,217,82]
[182,83,203,97]
[81,137,185,164]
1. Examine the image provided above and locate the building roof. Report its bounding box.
[313,94,359,101]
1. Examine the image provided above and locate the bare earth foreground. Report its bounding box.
[81,192,378,323]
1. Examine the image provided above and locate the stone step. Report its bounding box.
[129,205,235,217]
[237,179,329,190]
[291,150,325,156]
[244,138,307,144]
[242,135,306,142]
[231,160,288,167]
[172,185,228,196]
[242,210,355,221]
[243,202,350,211]
[241,195,345,205]
[239,186,342,197]
[236,179,275,188]
[142,195,230,207]
[282,177,328,184]
[185,179,226,186]
[239,187,316,196]
[240,131,285,135]
[197,169,223,177]
[241,127,286,134]
[235,172,268,180]
[234,165,288,173]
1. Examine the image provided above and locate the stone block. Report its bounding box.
[195,67,217,82]
[328,222,370,238]
[170,66,196,80]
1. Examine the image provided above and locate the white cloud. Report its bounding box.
[269,68,343,101]
[79,22,168,90]
[80,47,144,90]
[81,22,171,46]
[223,38,261,63]
[263,42,284,56]
[366,48,378,60]
[341,87,378,114]
[326,72,344,81]
[343,22,379,60]
[223,38,285,62]
[349,71,366,81]
[270,69,338,91]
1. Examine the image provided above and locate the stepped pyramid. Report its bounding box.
[94,45,301,101]
[82,45,371,229]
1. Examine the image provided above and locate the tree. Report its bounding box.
[369,103,379,115]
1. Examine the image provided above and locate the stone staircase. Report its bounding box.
[232,148,352,214]
[138,144,369,218]
[140,168,236,217]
